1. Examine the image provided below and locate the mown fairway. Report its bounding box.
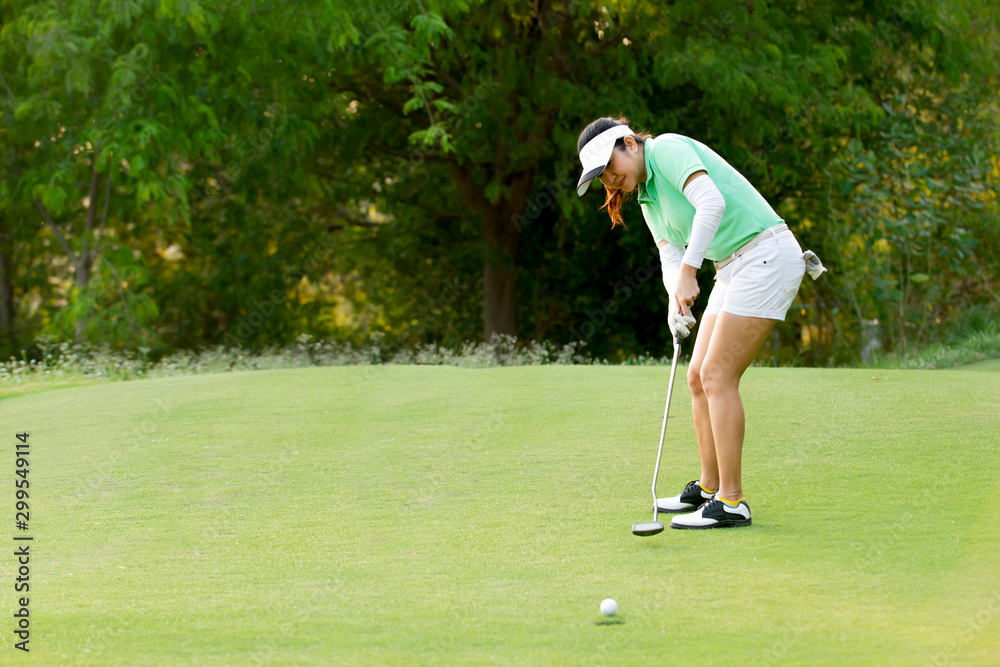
[3,366,999,665]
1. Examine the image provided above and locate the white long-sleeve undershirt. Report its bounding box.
[659,242,684,312]
[680,173,726,269]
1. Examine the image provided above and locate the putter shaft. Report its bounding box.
[650,333,683,523]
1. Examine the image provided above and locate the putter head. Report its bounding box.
[632,521,664,536]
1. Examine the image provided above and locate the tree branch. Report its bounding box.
[96,176,112,247]
[189,0,301,50]
[99,254,139,335]
[551,9,583,84]
[83,147,102,243]
[370,141,458,167]
[34,199,81,273]
[586,30,624,57]
[451,163,493,217]
[324,206,384,232]
[84,159,101,233]
[431,64,466,97]
[368,5,438,128]
[403,200,461,220]
[330,75,409,117]
[0,73,14,100]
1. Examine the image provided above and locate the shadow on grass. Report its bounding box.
[594,617,626,626]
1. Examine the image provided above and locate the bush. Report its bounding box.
[0,333,605,390]
[869,302,1000,369]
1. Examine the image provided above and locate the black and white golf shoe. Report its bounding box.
[669,497,752,530]
[654,479,716,513]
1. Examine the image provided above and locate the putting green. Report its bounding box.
[4,366,999,665]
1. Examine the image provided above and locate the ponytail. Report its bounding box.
[601,187,628,230]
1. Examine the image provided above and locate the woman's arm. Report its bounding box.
[674,170,726,315]
[680,171,726,269]
[658,240,697,337]
[657,240,684,303]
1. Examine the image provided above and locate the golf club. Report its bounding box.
[632,332,683,537]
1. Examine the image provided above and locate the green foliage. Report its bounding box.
[824,76,1000,358]
[1,0,998,366]
[323,0,999,363]
[50,247,161,347]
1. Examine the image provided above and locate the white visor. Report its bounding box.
[576,125,635,196]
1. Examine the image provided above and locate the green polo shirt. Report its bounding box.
[637,133,783,262]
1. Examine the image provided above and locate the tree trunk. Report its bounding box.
[74,250,94,341]
[0,243,14,348]
[482,208,518,339]
[452,164,534,341]
[450,129,545,341]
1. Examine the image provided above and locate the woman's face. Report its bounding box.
[598,137,643,193]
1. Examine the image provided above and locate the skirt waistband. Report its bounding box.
[713,223,790,271]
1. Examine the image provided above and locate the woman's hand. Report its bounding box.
[668,310,697,338]
[673,264,700,317]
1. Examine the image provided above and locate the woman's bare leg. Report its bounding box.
[687,313,719,491]
[698,311,776,502]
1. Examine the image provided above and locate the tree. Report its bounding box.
[1,0,205,345]
[2,0,997,364]
[322,0,992,353]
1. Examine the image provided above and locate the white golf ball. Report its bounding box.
[600,598,618,616]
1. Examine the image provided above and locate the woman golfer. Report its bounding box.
[576,117,823,529]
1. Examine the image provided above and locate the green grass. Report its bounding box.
[956,358,1000,372]
[870,328,1000,370]
[5,366,999,665]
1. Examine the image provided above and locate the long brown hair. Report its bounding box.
[577,116,654,229]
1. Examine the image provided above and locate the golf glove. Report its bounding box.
[669,309,697,338]
[802,250,827,280]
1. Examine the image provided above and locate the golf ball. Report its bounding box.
[600,598,618,616]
